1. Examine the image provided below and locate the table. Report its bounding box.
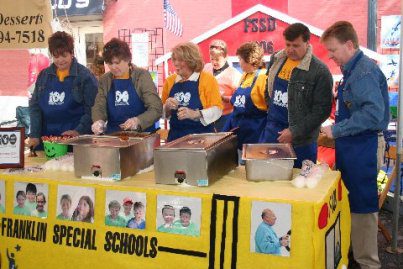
[0,155,350,269]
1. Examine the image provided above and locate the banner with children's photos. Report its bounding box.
[0,171,350,269]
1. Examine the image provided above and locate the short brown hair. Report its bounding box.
[103,38,132,64]
[171,42,204,72]
[209,39,228,57]
[48,31,74,57]
[236,42,264,68]
[321,21,359,49]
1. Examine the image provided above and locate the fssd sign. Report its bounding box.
[51,0,103,17]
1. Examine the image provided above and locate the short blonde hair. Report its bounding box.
[236,42,264,68]
[171,42,204,72]
[209,39,228,57]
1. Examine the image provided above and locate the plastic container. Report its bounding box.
[43,141,68,160]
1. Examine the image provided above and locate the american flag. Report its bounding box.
[163,0,183,37]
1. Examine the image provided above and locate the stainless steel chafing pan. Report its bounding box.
[154,132,238,186]
[242,143,296,181]
[61,134,159,180]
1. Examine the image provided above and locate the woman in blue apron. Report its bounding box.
[223,42,267,150]
[162,42,223,142]
[28,31,98,149]
[259,58,317,168]
[92,38,162,135]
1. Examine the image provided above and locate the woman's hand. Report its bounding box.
[177,107,201,121]
[120,117,140,130]
[165,97,179,110]
[62,130,80,137]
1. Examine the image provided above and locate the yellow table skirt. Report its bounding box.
[0,155,350,269]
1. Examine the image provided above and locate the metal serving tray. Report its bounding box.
[62,134,160,180]
[63,135,141,147]
[154,132,238,186]
[242,143,296,181]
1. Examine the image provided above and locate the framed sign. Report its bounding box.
[0,127,25,168]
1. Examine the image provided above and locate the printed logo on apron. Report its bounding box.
[115,90,129,106]
[174,92,191,106]
[233,95,246,108]
[48,91,65,105]
[272,89,288,108]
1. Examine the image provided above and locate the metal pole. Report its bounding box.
[391,13,403,252]
[367,0,377,51]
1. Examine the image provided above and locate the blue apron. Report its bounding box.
[39,75,84,136]
[106,78,155,134]
[223,71,267,149]
[259,62,317,168]
[167,77,213,141]
[335,53,378,213]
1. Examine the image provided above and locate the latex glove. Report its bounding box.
[91,120,106,135]
[165,97,179,110]
[26,137,40,148]
[120,117,140,131]
[62,130,79,137]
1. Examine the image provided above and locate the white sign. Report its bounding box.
[131,32,149,68]
[0,128,23,168]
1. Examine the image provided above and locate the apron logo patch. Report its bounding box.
[273,90,288,108]
[174,92,191,106]
[233,95,246,108]
[48,91,65,105]
[115,90,129,106]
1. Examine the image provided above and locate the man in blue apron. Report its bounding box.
[321,21,389,269]
[260,23,333,168]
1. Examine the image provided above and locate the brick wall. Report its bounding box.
[0,50,29,96]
